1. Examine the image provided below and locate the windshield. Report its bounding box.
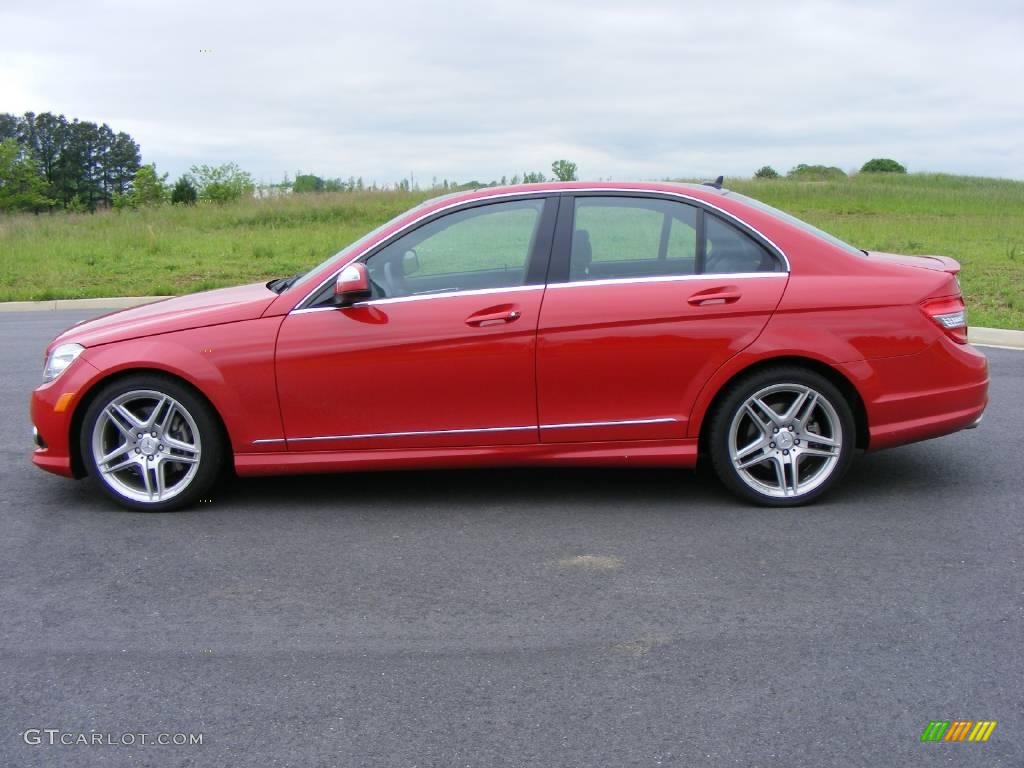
[290,192,466,291]
[724,191,866,258]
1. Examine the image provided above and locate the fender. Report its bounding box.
[77,316,286,454]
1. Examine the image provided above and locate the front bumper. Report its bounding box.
[30,356,101,478]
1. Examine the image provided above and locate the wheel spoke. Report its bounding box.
[734,436,772,470]
[101,456,136,475]
[745,399,778,433]
[105,405,139,437]
[140,458,154,499]
[736,449,772,470]
[158,401,178,432]
[801,431,838,448]
[164,435,199,459]
[154,461,167,500]
[783,389,816,425]
[144,395,170,430]
[800,445,838,458]
[785,452,800,495]
[99,441,131,465]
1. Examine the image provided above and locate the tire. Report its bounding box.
[709,366,855,506]
[79,374,225,511]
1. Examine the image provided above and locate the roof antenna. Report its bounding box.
[703,175,724,190]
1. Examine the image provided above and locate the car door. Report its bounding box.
[536,192,788,443]
[275,195,557,451]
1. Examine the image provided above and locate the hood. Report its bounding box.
[52,282,279,349]
[866,251,961,275]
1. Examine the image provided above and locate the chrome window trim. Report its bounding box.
[290,284,545,315]
[292,187,791,312]
[545,272,787,290]
[251,417,680,446]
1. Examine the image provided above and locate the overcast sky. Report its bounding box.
[2,0,1022,184]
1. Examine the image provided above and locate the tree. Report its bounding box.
[860,158,907,174]
[754,165,780,179]
[0,138,54,211]
[189,162,254,202]
[522,170,546,183]
[551,159,578,181]
[170,175,198,205]
[293,174,324,193]
[131,163,169,206]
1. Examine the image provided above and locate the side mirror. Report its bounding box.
[402,249,421,275]
[333,263,371,306]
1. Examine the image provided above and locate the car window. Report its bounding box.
[704,214,778,274]
[570,197,698,281]
[365,199,543,299]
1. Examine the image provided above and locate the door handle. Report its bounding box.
[465,309,521,327]
[687,287,741,306]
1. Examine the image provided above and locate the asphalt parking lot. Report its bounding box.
[1,310,1021,767]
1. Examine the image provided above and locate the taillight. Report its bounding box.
[922,296,968,344]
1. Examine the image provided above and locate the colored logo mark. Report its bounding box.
[921,720,997,742]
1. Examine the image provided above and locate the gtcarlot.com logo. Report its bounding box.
[22,729,203,747]
[921,720,997,742]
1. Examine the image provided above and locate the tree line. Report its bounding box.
[0,112,141,211]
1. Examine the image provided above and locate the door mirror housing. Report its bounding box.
[333,263,371,306]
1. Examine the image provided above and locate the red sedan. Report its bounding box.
[31,182,988,510]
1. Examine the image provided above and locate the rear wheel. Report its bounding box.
[80,375,224,511]
[709,367,855,506]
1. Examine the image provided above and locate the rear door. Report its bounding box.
[536,192,788,443]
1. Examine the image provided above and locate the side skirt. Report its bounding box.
[234,439,699,477]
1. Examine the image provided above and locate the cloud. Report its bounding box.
[2,0,1022,182]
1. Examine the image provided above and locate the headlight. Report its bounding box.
[42,343,84,383]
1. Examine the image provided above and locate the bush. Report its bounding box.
[189,163,254,203]
[787,164,847,181]
[170,176,198,205]
[293,174,324,194]
[754,165,780,179]
[860,158,907,174]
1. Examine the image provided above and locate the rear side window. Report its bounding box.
[704,214,778,274]
[570,197,698,281]
[566,196,780,282]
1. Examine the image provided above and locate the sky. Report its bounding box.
[2,0,1023,185]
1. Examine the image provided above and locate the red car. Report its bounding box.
[31,181,988,510]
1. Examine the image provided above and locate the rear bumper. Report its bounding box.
[846,339,989,451]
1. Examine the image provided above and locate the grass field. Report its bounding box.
[1,173,1022,328]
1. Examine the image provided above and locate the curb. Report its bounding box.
[0,295,1021,349]
[0,296,168,313]
[967,327,1024,349]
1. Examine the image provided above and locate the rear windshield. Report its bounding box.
[724,191,866,258]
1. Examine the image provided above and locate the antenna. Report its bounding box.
[703,175,724,190]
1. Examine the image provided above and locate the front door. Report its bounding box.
[536,193,788,443]
[276,196,557,451]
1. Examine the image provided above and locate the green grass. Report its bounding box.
[1,172,1022,328]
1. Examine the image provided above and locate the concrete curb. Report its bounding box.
[967,327,1024,349]
[0,295,1021,349]
[0,296,168,313]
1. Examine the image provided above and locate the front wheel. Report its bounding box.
[80,375,224,511]
[709,367,855,506]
